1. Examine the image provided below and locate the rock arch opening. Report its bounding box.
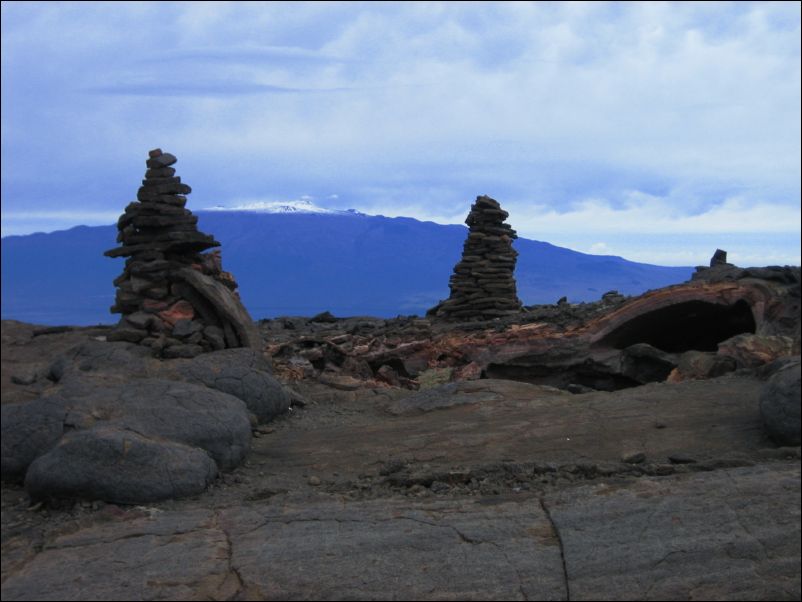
[598,299,756,353]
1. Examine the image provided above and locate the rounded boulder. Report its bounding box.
[759,357,801,446]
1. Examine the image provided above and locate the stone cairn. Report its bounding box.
[428,195,522,320]
[104,149,260,358]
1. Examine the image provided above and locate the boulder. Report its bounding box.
[620,343,678,384]
[176,349,290,423]
[47,340,153,385]
[667,351,737,382]
[25,427,217,504]
[174,267,262,350]
[1,397,66,481]
[718,333,794,369]
[759,357,801,446]
[61,379,252,470]
[2,376,253,502]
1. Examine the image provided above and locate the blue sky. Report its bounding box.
[2,1,800,266]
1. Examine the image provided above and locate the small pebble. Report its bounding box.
[308,476,321,486]
[622,451,646,464]
[668,453,697,464]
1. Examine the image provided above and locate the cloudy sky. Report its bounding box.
[2,1,800,266]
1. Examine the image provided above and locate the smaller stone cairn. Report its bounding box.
[428,195,522,320]
[710,249,729,267]
[104,149,260,358]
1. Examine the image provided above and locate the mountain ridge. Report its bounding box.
[1,210,693,325]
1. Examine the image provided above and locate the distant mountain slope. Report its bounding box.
[1,211,692,325]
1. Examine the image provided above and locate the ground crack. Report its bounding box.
[213,510,246,601]
[539,497,570,601]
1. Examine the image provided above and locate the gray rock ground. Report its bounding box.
[1,321,800,600]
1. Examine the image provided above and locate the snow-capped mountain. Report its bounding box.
[203,199,363,216]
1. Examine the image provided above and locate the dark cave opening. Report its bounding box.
[370,357,412,379]
[597,299,756,353]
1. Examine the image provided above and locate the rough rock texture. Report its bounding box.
[104,149,261,357]
[760,357,801,446]
[429,195,522,320]
[385,379,562,416]
[544,463,801,601]
[222,498,567,600]
[0,509,238,601]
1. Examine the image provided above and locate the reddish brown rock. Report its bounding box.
[159,300,195,326]
[717,333,795,369]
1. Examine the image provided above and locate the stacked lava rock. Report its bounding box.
[429,195,523,320]
[104,149,260,358]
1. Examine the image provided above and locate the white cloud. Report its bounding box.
[1,2,799,266]
[509,194,802,236]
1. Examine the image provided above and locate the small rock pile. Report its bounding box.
[104,149,260,357]
[429,195,522,320]
[710,248,729,267]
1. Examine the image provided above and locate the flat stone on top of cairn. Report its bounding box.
[104,149,261,357]
[428,195,523,321]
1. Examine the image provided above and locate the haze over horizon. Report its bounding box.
[2,1,800,267]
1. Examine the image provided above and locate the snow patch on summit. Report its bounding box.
[202,199,363,216]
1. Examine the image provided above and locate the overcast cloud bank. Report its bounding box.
[2,1,800,265]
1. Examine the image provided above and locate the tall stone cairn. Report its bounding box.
[428,195,523,320]
[104,149,261,358]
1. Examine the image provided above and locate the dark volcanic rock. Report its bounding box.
[1,397,65,481]
[311,311,337,323]
[25,427,217,504]
[620,343,678,384]
[760,356,801,446]
[2,375,253,502]
[710,248,729,266]
[668,350,737,382]
[60,379,252,471]
[176,348,290,423]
